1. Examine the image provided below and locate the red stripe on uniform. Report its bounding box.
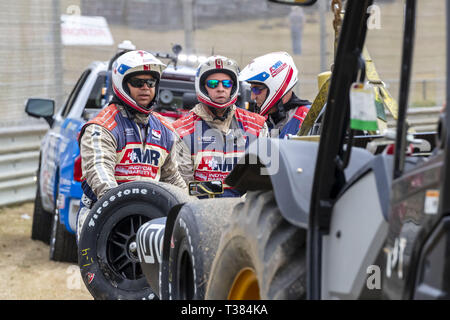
[234,109,266,137]
[173,112,202,138]
[151,113,176,132]
[293,106,310,125]
[87,105,119,130]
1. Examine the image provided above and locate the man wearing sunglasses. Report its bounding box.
[76,50,186,240]
[240,52,312,139]
[173,55,268,198]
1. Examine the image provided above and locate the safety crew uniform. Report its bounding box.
[173,55,268,198]
[76,50,186,240]
[79,103,186,200]
[174,103,267,197]
[266,93,312,139]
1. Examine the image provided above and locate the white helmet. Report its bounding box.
[112,50,167,114]
[240,52,298,116]
[195,55,240,109]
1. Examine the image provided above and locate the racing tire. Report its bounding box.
[78,181,189,300]
[31,180,52,244]
[166,198,242,300]
[205,190,307,300]
[49,206,78,263]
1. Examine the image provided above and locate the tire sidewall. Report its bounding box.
[168,210,203,300]
[205,191,307,300]
[167,199,242,300]
[49,183,61,260]
[31,177,52,244]
[205,235,256,300]
[78,181,183,300]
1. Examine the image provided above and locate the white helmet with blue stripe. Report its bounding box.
[112,50,167,114]
[240,52,298,116]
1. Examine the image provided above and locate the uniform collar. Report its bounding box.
[116,103,150,126]
[192,103,236,134]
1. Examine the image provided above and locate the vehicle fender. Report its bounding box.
[59,123,83,233]
[226,138,374,229]
[226,138,318,229]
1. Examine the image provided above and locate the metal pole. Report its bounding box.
[438,0,450,215]
[422,79,427,101]
[393,0,416,179]
[319,0,328,72]
[52,0,64,110]
[183,0,195,55]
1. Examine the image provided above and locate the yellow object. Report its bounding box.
[227,268,260,300]
[362,47,412,134]
[318,71,332,91]
[290,135,320,142]
[363,48,399,120]
[297,74,330,136]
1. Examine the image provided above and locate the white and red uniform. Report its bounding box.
[173,103,267,197]
[78,103,186,202]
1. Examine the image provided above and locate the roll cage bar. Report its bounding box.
[307,0,421,299]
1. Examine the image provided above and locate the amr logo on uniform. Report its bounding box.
[121,148,161,166]
[197,156,237,172]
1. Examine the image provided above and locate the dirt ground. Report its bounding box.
[0,202,92,300]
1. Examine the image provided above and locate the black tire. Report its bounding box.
[166,198,242,300]
[49,206,78,263]
[31,180,52,244]
[78,181,189,300]
[205,190,307,300]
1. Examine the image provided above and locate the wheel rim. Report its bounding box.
[107,214,150,281]
[227,268,260,300]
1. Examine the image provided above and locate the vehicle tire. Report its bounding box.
[205,190,307,300]
[49,205,78,263]
[166,198,242,300]
[31,180,52,244]
[78,181,189,300]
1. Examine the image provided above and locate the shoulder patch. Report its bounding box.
[173,112,201,138]
[235,108,266,136]
[235,108,266,127]
[293,105,310,123]
[152,111,176,132]
[86,104,119,131]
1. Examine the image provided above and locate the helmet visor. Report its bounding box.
[128,78,157,88]
[250,85,267,95]
[206,79,233,89]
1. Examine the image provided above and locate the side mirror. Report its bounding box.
[267,0,317,5]
[25,98,55,127]
[188,180,224,197]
